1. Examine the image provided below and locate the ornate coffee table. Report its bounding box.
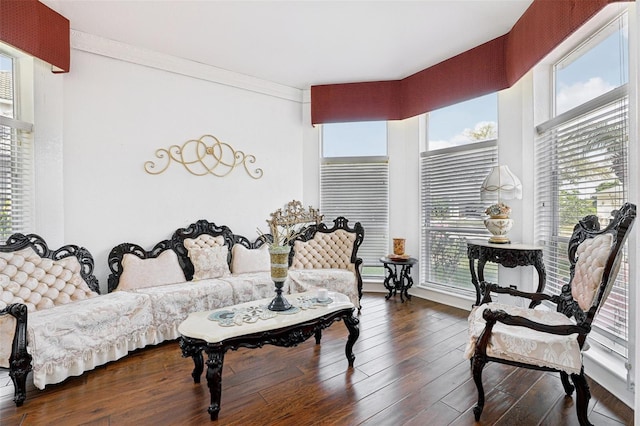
[177,291,360,421]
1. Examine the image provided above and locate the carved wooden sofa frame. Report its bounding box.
[107,220,270,293]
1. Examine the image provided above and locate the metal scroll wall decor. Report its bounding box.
[144,134,263,179]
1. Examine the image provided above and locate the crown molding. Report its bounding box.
[70,30,303,103]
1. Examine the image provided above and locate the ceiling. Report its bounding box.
[42,0,534,90]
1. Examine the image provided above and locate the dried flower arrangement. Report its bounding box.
[485,202,512,218]
[259,200,323,248]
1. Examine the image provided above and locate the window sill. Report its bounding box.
[582,342,633,408]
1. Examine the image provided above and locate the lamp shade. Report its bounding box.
[480,165,522,202]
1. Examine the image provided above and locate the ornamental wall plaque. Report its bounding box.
[144,134,263,179]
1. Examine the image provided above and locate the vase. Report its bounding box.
[393,238,406,255]
[484,216,513,244]
[267,245,292,311]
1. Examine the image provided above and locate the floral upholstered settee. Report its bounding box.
[107,211,364,345]
[0,234,156,406]
[286,217,364,310]
[0,205,364,406]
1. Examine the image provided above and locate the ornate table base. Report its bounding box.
[380,257,418,302]
[179,306,359,421]
[467,239,546,307]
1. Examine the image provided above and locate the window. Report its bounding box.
[421,94,498,293]
[0,50,32,240]
[536,13,629,358]
[321,121,388,277]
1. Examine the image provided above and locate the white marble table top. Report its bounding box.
[467,239,543,251]
[178,291,354,344]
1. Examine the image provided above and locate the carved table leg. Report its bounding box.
[529,253,547,308]
[382,264,395,300]
[468,257,481,306]
[400,265,413,302]
[343,313,360,367]
[205,348,225,421]
[179,336,205,383]
[314,329,322,344]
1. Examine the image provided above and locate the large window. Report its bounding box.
[421,94,498,293]
[321,121,388,277]
[0,50,32,240]
[535,13,629,358]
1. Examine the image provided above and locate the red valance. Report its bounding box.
[0,0,70,73]
[311,0,631,124]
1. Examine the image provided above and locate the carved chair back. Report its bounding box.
[554,203,636,340]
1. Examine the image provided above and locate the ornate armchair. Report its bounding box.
[267,200,365,310]
[465,202,636,426]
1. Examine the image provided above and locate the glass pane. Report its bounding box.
[555,14,628,115]
[428,93,497,150]
[322,121,387,157]
[0,53,14,119]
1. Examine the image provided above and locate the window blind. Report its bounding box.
[0,117,32,240]
[535,86,629,357]
[320,157,388,267]
[420,140,498,291]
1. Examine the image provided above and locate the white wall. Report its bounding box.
[34,34,305,292]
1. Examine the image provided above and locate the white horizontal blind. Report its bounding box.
[421,141,498,291]
[535,87,628,356]
[0,119,32,240]
[320,157,388,267]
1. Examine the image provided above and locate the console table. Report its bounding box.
[467,239,546,307]
[380,256,418,302]
[177,292,359,421]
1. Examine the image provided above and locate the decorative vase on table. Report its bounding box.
[484,203,513,244]
[393,238,406,256]
[267,245,292,311]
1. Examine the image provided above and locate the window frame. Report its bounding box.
[0,47,33,240]
[319,123,390,278]
[420,139,499,295]
[532,8,633,392]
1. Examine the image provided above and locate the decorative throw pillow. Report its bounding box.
[117,250,186,291]
[188,245,230,280]
[231,244,270,274]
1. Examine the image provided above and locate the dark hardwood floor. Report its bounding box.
[0,293,633,425]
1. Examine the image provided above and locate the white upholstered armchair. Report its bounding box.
[465,202,636,426]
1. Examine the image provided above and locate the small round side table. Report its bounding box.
[379,256,418,302]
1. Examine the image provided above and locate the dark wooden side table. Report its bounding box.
[379,257,418,302]
[467,239,545,308]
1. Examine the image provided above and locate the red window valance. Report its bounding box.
[0,0,70,73]
[311,0,631,124]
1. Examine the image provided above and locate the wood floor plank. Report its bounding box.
[493,372,566,425]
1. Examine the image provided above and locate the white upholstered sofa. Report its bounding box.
[0,211,363,406]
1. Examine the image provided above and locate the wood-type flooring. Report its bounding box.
[0,293,633,425]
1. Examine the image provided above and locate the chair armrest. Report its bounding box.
[482,308,590,336]
[0,303,31,370]
[480,281,555,307]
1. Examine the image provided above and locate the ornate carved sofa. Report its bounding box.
[0,234,156,406]
[1,204,364,406]
[106,210,364,345]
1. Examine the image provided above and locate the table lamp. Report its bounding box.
[480,165,522,243]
